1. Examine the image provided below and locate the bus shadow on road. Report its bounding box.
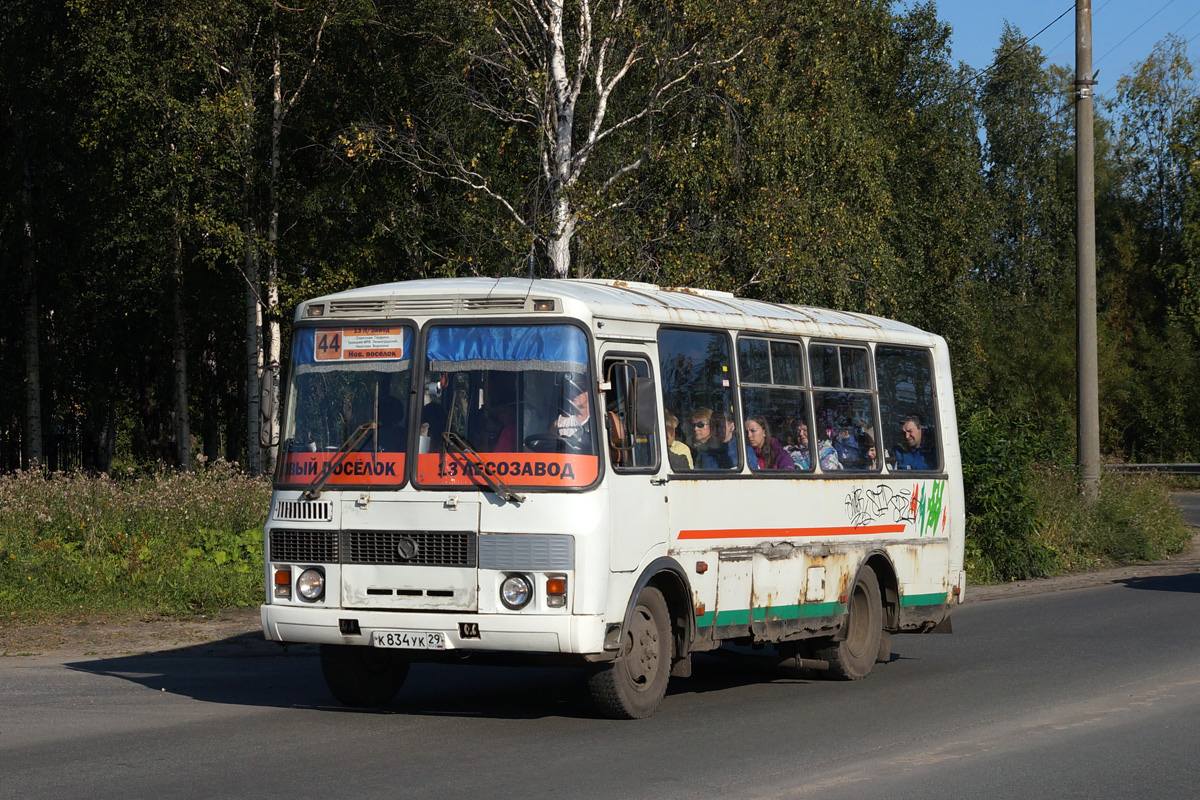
[1116,571,1200,594]
[61,636,880,719]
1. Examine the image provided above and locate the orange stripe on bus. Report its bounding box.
[677,525,906,540]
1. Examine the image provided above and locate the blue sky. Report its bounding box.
[906,1,1200,94]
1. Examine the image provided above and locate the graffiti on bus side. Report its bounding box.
[845,481,946,536]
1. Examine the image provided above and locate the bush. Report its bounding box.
[1028,466,1191,570]
[960,405,1059,582]
[0,462,270,618]
[960,398,1190,583]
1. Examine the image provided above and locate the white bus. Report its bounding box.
[261,278,965,718]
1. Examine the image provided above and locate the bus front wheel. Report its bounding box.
[320,644,409,708]
[587,587,673,719]
[819,565,883,680]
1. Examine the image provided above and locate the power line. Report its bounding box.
[1095,0,1180,66]
[1172,8,1200,37]
[929,4,1076,108]
[1047,0,1116,62]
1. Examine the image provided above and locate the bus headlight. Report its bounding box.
[296,568,325,602]
[500,574,533,610]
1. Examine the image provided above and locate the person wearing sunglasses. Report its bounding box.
[688,407,733,469]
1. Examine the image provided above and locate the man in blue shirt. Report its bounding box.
[893,417,937,471]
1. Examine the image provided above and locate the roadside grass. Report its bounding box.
[0,463,269,621]
[967,466,1192,583]
[0,459,1191,617]
[1029,467,1192,568]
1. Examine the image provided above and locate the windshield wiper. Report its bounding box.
[442,431,526,504]
[301,422,377,501]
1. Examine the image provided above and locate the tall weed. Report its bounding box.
[0,462,269,617]
[1028,466,1191,569]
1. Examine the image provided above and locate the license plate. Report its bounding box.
[371,630,446,650]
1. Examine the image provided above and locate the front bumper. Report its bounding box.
[261,604,607,655]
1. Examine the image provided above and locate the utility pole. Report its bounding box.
[1076,0,1101,499]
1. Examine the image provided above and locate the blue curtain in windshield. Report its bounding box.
[427,325,588,373]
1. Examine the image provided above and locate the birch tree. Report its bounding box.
[357,0,742,279]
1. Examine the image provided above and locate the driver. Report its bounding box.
[551,373,593,450]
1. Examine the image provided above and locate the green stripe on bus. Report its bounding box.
[713,608,751,626]
[901,592,949,607]
[752,602,844,621]
[704,602,845,628]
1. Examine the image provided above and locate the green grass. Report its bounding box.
[0,462,269,619]
[967,466,1192,583]
[1028,467,1193,568]
[1,459,1191,616]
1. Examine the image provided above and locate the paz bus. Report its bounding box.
[260,277,965,719]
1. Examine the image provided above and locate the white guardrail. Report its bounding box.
[1104,463,1200,475]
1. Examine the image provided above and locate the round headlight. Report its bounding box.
[500,574,533,610]
[296,568,325,602]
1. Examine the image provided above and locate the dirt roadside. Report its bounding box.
[3,529,1197,661]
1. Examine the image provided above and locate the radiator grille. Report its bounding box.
[270,530,340,563]
[328,299,388,315]
[342,530,477,567]
[274,500,333,522]
[326,296,527,318]
[463,297,527,312]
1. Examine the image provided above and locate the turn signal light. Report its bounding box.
[274,568,291,599]
[546,576,567,608]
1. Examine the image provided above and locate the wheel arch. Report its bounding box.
[620,557,695,661]
[863,550,900,631]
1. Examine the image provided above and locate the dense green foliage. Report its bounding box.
[3,1,1198,596]
[0,464,268,615]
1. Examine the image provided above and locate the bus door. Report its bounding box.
[600,351,667,573]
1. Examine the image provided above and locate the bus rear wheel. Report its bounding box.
[819,565,883,680]
[587,587,672,719]
[320,644,410,708]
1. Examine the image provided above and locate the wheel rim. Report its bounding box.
[844,580,872,659]
[621,604,661,691]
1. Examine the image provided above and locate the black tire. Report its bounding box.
[587,587,673,719]
[319,644,410,708]
[818,565,883,680]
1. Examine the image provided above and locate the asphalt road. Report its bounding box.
[2,572,1197,799]
[2,494,1197,799]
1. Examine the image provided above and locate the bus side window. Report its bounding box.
[604,358,659,472]
[810,342,879,471]
[657,329,740,471]
[738,336,809,472]
[875,346,939,471]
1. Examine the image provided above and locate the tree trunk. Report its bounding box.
[263,25,284,476]
[548,197,576,279]
[244,210,262,476]
[172,221,191,469]
[19,145,43,468]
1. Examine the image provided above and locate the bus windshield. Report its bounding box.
[277,325,414,488]
[414,323,599,489]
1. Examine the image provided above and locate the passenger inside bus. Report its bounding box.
[664,409,693,471]
[746,416,793,470]
[891,416,937,470]
[485,402,518,452]
[688,407,732,469]
[711,410,743,469]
